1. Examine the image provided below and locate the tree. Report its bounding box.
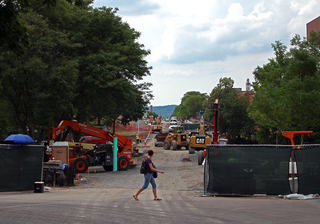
[204,77,235,122]
[173,91,207,119]
[0,0,152,139]
[249,37,320,144]
[0,0,57,56]
[291,31,320,59]
[248,42,291,143]
[147,111,158,119]
[0,7,78,138]
[172,104,189,119]
[205,77,255,142]
[63,6,152,127]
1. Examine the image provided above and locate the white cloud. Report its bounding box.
[93,0,320,106]
[227,3,245,20]
[144,51,274,106]
[149,20,176,62]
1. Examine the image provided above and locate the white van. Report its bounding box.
[170,116,178,122]
[169,121,179,132]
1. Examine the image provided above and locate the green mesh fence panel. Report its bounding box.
[0,144,43,192]
[205,145,292,195]
[295,146,320,194]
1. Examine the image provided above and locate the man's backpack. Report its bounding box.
[140,158,148,174]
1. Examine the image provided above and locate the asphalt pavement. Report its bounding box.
[1,187,320,224]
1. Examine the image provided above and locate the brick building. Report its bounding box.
[307,16,320,40]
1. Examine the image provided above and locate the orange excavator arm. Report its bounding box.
[282,131,313,146]
[48,120,133,154]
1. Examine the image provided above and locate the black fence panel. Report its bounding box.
[295,146,320,194]
[205,145,292,195]
[180,123,200,131]
[0,144,43,192]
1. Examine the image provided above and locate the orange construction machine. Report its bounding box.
[48,120,134,172]
[282,131,313,147]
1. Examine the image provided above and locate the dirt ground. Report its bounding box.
[3,126,320,224]
[72,127,204,192]
[114,130,150,143]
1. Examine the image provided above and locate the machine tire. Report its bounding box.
[57,170,66,186]
[164,140,171,150]
[117,156,130,171]
[189,147,195,154]
[72,157,89,173]
[198,152,204,165]
[103,165,113,171]
[185,144,190,151]
[172,140,177,150]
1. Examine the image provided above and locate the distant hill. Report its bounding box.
[151,105,177,119]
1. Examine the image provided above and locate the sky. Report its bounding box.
[92,0,320,106]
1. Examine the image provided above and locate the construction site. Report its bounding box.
[1,101,320,223]
[1,125,320,223]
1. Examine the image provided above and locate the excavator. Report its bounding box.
[151,114,162,133]
[47,120,135,172]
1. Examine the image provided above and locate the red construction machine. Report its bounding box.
[79,136,107,144]
[198,99,228,165]
[48,120,135,172]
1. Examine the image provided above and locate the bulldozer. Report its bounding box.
[163,126,189,150]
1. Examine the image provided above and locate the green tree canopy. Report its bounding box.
[147,111,158,120]
[248,35,320,144]
[0,0,152,139]
[205,77,255,142]
[173,91,207,119]
[0,0,57,55]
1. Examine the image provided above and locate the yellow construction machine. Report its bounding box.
[151,114,162,133]
[189,117,211,154]
[163,126,189,150]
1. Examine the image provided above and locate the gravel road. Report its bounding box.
[73,132,204,193]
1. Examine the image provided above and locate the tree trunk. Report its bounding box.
[28,123,35,139]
